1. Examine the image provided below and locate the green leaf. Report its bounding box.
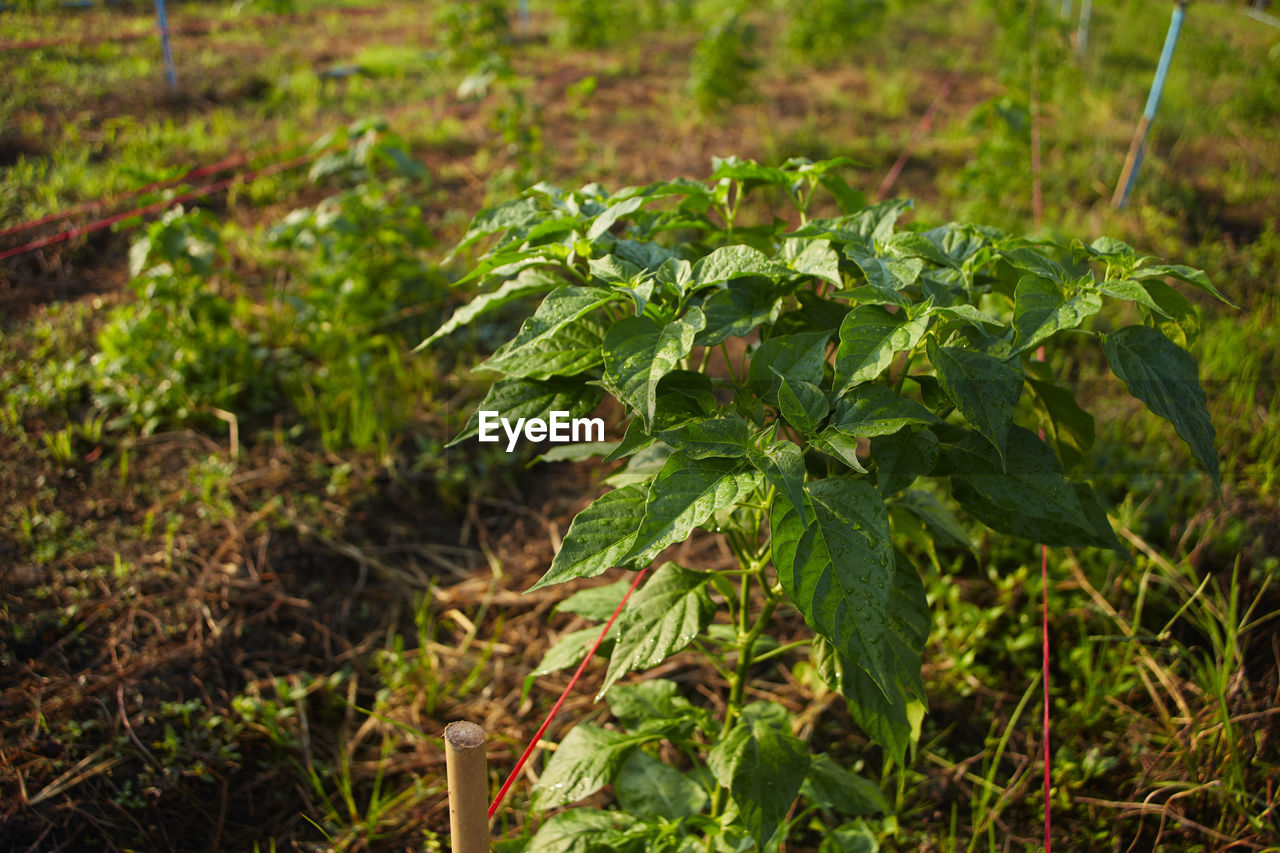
[484,317,607,379]
[770,478,895,698]
[1103,325,1220,488]
[1093,278,1171,318]
[778,375,830,434]
[999,246,1069,285]
[811,429,868,474]
[1131,263,1235,307]
[608,679,704,737]
[819,172,867,214]
[530,485,648,591]
[1009,276,1101,355]
[557,577,632,619]
[707,702,810,849]
[833,306,929,395]
[892,489,971,551]
[600,563,715,696]
[525,809,638,853]
[844,250,923,302]
[927,338,1022,464]
[532,441,620,464]
[655,417,753,459]
[1027,377,1094,471]
[530,725,652,810]
[615,751,709,820]
[529,627,610,680]
[603,309,706,430]
[603,442,672,488]
[451,378,603,446]
[694,245,789,289]
[830,385,940,438]
[747,436,809,521]
[711,157,792,187]
[695,276,786,346]
[623,454,762,565]
[1140,279,1200,348]
[802,753,889,817]
[416,271,558,351]
[587,195,646,242]
[811,552,928,763]
[949,427,1124,550]
[747,331,832,405]
[870,427,938,495]
[787,239,843,288]
[886,230,957,269]
[818,821,880,853]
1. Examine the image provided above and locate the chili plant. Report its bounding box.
[422,157,1227,849]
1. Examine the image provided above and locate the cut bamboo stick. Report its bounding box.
[444,721,490,853]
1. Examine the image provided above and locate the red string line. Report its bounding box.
[874,50,968,201]
[0,151,317,262]
[1035,343,1052,852]
[0,5,382,51]
[0,153,250,240]
[488,567,650,821]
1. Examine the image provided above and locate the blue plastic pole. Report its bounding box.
[154,0,178,93]
[1112,1,1187,209]
[1060,0,1072,20]
[518,0,529,34]
[1077,0,1092,57]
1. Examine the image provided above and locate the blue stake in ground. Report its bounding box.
[1112,1,1189,208]
[154,0,178,93]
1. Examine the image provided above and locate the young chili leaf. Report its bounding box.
[747,331,832,404]
[608,679,707,738]
[777,374,830,434]
[829,385,940,438]
[655,417,753,459]
[483,317,607,379]
[529,484,648,591]
[707,702,810,849]
[927,338,1022,465]
[603,309,706,430]
[622,454,762,565]
[833,305,929,395]
[1131,263,1234,307]
[524,809,639,853]
[1102,325,1220,489]
[770,478,895,698]
[948,427,1124,551]
[1009,276,1102,356]
[599,562,715,697]
[802,753,889,817]
[615,751,708,820]
[695,276,786,345]
[694,245,790,289]
[531,724,653,810]
[449,377,603,446]
[870,427,939,495]
[415,269,558,351]
[747,436,809,522]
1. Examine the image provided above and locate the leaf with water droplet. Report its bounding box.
[598,563,715,698]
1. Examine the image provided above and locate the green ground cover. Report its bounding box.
[1,0,1276,849]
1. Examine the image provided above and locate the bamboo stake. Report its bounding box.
[444,722,490,853]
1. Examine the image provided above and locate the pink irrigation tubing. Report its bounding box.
[0,151,316,261]
[488,567,650,820]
